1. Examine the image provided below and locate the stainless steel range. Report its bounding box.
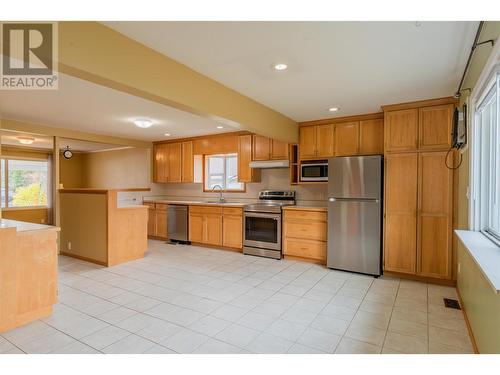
[243,190,296,260]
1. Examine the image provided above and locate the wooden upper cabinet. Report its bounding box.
[154,144,168,183]
[359,119,384,155]
[270,139,289,160]
[299,117,382,160]
[417,151,453,279]
[384,153,418,274]
[334,122,359,156]
[181,141,193,183]
[167,143,182,182]
[316,124,335,158]
[385,109,418,152]
[252,135,271,161]
[252,135,289,160]
[238,135,260,183]
[299,126,317,159]
[418,104,453,150]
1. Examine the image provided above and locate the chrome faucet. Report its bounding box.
[211,184,225,202]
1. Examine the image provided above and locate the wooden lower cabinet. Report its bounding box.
[283,209,327,263]
[417,151,453,279]
[188,206,223,247]
[188,213,204,243]
[155,205,168,239]
[383,151,453,280]
[222,208,243,249]
[284,238,326,262]
[146,203,156,237]
[384,214,417,274]
[384,153,418,274]
[146,203,168,239]
[205,214,223,246]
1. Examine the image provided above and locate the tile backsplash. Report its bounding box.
[146,168,327,205]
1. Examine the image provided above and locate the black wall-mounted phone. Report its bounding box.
[452,105,467,149]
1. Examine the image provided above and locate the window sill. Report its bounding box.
[1,206,48,211]
[455,230,500,294]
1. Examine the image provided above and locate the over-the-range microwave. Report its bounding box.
[300,161,328,181]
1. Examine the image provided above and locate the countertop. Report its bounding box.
[60,187,151,194]
[0,219,60,233]
[143,198,247,207]
[282,205,327,212]
[144,197,327,211]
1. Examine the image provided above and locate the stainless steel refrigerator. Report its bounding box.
[327,155,383,276]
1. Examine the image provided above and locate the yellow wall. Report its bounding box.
[82,148,151,189]
[456,21,500,354]
[59,192,108,264]
[59,153,86,188]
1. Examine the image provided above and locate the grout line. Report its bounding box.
[379,278,400,353]
[0,334,27,354]
[13,244,460,354]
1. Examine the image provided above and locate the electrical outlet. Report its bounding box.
[68,241,72,250]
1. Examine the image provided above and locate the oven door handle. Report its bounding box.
[244,212,281,220]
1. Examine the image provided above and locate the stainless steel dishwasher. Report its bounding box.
[167,205,189,243]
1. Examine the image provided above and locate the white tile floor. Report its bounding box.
[0,240,474,354]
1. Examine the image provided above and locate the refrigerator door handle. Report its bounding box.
[328,197,380,203]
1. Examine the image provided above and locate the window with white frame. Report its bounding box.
[473,68,500,243]
[0,157,49,209]
[204,153,244,192]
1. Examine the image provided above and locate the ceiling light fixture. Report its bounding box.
[164,133,171,137]
[273,63,288,71]
[133,118,153,128]
[328,107,339,112]
[17,137,35,145]
[217,126,224,129]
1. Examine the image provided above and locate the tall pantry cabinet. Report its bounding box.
[382,98,455,280]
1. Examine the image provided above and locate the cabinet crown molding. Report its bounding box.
[299,112,383,127]
[381,97,458,112]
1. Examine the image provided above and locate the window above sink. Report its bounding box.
[204,153,244,192]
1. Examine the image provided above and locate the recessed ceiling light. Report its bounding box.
[17,137,35,145]
[164,133,171,137]
[217,126,224,129]
[328,107,339,112]
[133,118,153,128]
[273,63,288,71]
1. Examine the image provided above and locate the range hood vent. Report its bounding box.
[249,160,290,169]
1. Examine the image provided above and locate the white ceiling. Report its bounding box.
[0,71,239,142]
[104,21,478,121]
[0,129,132,152]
